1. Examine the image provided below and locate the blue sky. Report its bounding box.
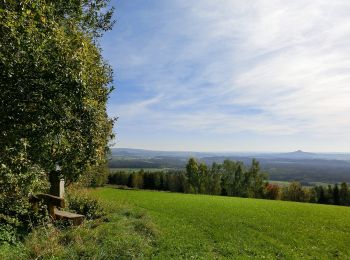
[101,0,350,152]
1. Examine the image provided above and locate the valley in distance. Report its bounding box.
[110,148,350,186]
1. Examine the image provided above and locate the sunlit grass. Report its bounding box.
[0,192,157,260]
[94,187,350,259]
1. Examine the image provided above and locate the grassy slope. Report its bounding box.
[94,188,350,259]
[0,192,158,260]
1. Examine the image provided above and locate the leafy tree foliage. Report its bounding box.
[340,182,349,205]
[317,186,327,204]
[110,159,267,199]
[281,182,310,202]
[0,141,49,243]
[206,163,222,195]
[186,158,200,193]
[333,184,340,205]
[0,0,115,184]
[77,160,110,187]
[220,159,267,198]
[0,0,114,242]
[313,182,350,206]
[264,184,280,200]
[109,170,186,192]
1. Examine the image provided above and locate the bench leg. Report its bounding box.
[48,205,55,219]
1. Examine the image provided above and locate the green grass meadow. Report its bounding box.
[94,187,350,259]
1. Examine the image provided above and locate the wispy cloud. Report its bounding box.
[104,0,350,151]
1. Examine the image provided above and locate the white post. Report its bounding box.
[59,179,65,198]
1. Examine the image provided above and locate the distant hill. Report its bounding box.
[271,150,318,159]
[111,148,223,159]
[111,148,350,161]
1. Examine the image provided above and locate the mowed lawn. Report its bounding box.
[93,188,350,259]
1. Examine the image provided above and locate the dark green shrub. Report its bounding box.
[0,224,17,244]
[78,162,110,188]
[67,191,105,220]
[108,171,131,186]
[0,141,49,244]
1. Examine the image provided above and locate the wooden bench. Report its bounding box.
[30,193,84,225]
[54,208,84,226]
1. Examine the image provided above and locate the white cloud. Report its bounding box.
[105,0,350,150]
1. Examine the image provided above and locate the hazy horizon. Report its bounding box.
[103,1,350,152]
[112,147,350,154]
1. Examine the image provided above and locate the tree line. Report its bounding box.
[109,158,267,197]
[108,158,350,206]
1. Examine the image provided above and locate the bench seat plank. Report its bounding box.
[54,209,84,225]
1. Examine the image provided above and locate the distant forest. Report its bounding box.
[109,156,350,185]
[109,158,350,207]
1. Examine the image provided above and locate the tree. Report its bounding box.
[326,185,334,204]
[232,163,245,196]
[247,159,266,198]
[308,187,318,203]
[79,160,110,187]
[340,182,349,205]
[219,159,267,198]
[131,170,144,189]
[317,186,327,204]
[0,0,115,185]
[208,163,222,195]
[333,184,340,205]
[143,171,156,190]
[198,163,208,193]
[221,160,241,196]
[0,0,115,240]
[282,182,307,202]
[186,158,200,193]
[264,184,280,200]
